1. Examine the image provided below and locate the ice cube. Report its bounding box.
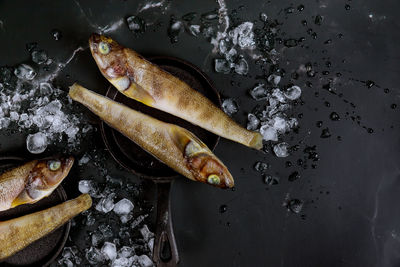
[272,116,288,134]
[86,247,105,265]
[113,198,134,215]
[284,85,301,100]
[260,125,278,141]
[247,113,260,130]
[131,215,148,229]
[58,258,74,267]
[112,257,130,267]
[126,16,146,35]
[14,64,36,80]
[9,111,19,121]
[271,89,286,103]
[273,142,290,157]
[138,255,154,267]
[26,132,47,154]
[78,154,90,165]
[79,180,97,195]
[101,242,117,261]
[231,22,256,49]
[118,246,134,258]
[39,82,53,95]
[148,238,154,252]
[221,98,238,116]
[249,84,268,100]
[214,59,231,74]
[234,58,249,75]
[32,50,48,64]
[0,118,10,129]
[98,223,114,238]
[18,113,32,128]
[267,74,281,85]
[286,117,298,129]
[91,231,104,247]
[219,39,230,54]
[225,48,237,62]
[96,195,115,213]
[120,213,133,224]
[140,225,154,241]
[168,20,184,43]
[85,211,96,226]
[188,25,200,36]
[44,100,62,114]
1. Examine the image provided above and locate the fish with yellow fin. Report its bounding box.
[69,83,234,188]
[88,33,263,150]
[0,193,92,260]
[0,157,74,211]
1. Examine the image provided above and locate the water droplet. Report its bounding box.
[322,71,330,75]
[297,5,305,11]
[384,88,390,93]
[284,39,298,47]
[219,205,227,213]
[284,6,294,14]
[288,199,303,214]
[345,4,351,10]
[288,171,300,182]
[324,101,331,107]
[329,112,340,121]
[311,32,318,39]
[51,29,62,41]
[324,39,332,45]
[126,15,146,36]
[285,161,292,167]
[314,15,324,25]
[301,20,308,26]
[320,128,331,138]
[365,80,375,88]
[263,174,279,185]
[316,121,323,128]
[391,103,397,109]
[367,128,374,134]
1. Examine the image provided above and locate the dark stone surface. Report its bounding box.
[0,0,399,266]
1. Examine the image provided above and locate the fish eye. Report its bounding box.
[48,160,61,171]
[98,42,110,55]
[207,174,220,185]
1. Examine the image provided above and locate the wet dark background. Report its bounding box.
[0,0,400,266]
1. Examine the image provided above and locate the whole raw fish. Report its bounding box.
[69,83,234,188]
[0,194,92,260]
[0,157,74,211]
[88,33,263,150]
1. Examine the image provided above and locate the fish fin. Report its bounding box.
[115,81,155,106]
[11,190,33,208]
[168,126,208,154]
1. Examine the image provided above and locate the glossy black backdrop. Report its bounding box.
[0,0,400,266]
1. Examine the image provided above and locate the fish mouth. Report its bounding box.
[89,33,101,53]
[63,156,74,172]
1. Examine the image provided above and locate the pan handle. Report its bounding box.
[153,181,179,267]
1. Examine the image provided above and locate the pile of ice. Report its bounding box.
[56,152,155,266]
[0,60,90,154]
[246,83,301,157]
[213,22,256,75]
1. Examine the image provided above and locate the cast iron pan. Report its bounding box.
[0,157,70,267]
[101,56,221,266]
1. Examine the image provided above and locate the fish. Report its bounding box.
[0,193,92,260]
[0,157,74,211]
[88,33,263,150]
[69,83,234,188]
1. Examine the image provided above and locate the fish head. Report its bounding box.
[184,141,234,189]
[89,33,128,80]
[27,157,74,200]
